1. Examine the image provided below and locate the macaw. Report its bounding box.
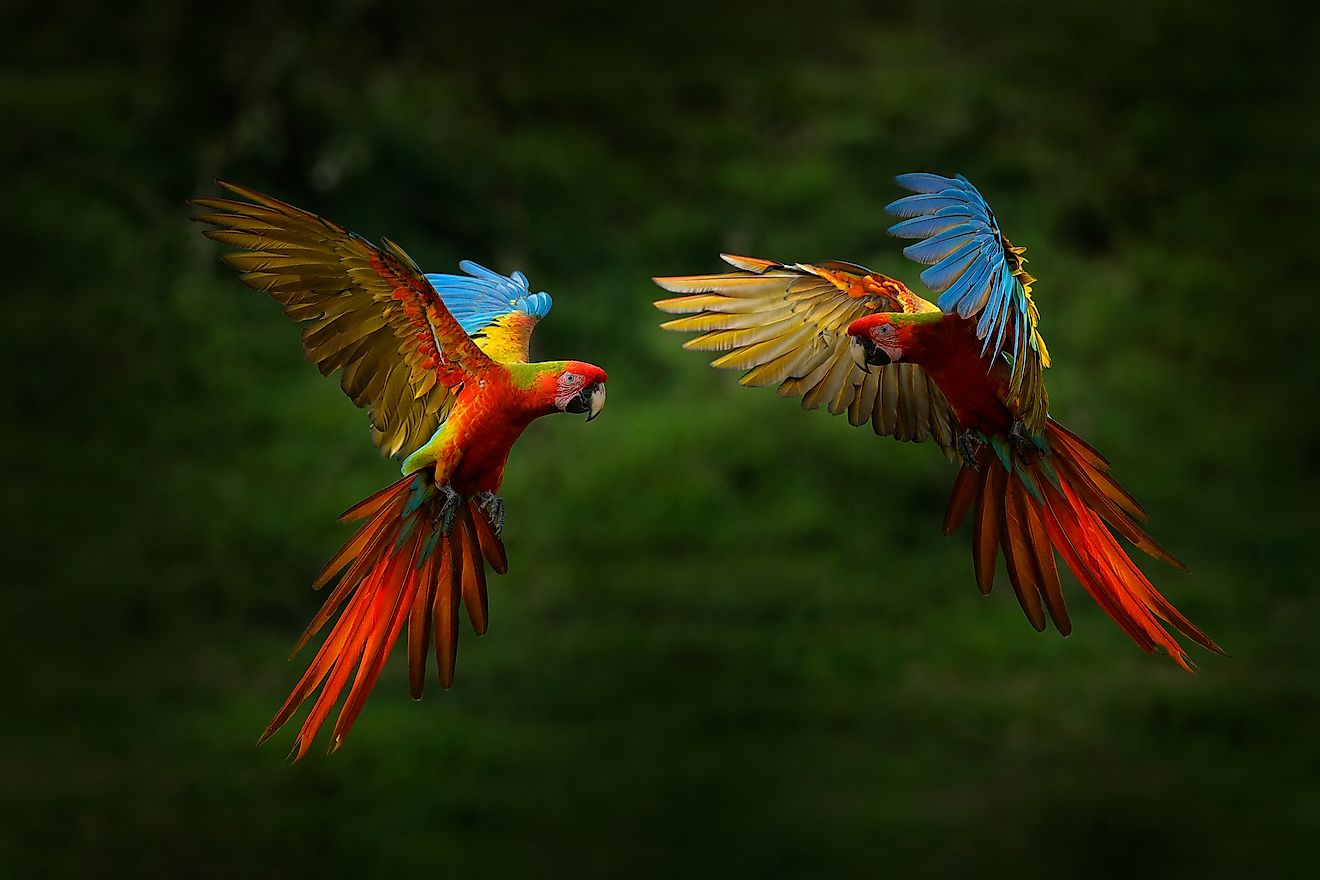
[191,183,607,759]
[654,172,1221,669]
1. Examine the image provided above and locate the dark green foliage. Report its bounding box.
[5,0,1317,876]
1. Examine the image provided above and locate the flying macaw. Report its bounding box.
[191,183,607,758]
[654,172,1221,669]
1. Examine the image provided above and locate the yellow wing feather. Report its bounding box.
[191,182,494,460]
[655,254,958,455]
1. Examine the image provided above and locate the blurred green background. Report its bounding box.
[6,0,1318,875]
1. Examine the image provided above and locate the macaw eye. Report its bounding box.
[563,372,580,384]
[878,325,892,336]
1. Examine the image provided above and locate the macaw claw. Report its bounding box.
[435,483,462,534]
[958,430,985,472]
[1009,419,1038,465]
[475,490,506,536]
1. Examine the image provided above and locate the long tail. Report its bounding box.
[259,471,507,760]
[944,419,1223,669]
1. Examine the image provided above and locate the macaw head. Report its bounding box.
[552,362,608,421]
[847,313,930,368]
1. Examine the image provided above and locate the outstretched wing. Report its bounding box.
[425,261,552,364]
[190,182,495,459]
[886,172,1051,434]
[654,254,959,454]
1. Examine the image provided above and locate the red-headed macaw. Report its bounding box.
[191,183,607,759]
[654,172,1221,669]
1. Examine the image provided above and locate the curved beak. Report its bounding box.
[566,382,609,421]
[857,336,891,367]
[848,337,872,373]
[586,383,606,421]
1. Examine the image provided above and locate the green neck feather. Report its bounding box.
[506,360,566,390]
[892,311,944,327]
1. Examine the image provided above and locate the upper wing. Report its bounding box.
[190,182,495,459]
[886,172,1051,434]
[654,254,959,454]
[424,261,552,363]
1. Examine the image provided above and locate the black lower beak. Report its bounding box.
[564,383,606,420]
[860,337,891,366]
[565,389,591,414]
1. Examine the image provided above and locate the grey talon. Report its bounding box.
[958,430,984,473]
[1008,419,1037,464]
[476,491,505,536]
[435,483,462,534]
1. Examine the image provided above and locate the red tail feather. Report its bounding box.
[259,472,508,760]
[946,419,1222,667]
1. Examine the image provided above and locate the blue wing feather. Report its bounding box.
[901,223,985,265]
[888,172,1031,353]
[893,172,965,194]
[920,239,981,292]
[984,269,1017,358]
[941,258,995,317]
[425,261,553,337]
[887,172,1048,430]
[889,212,966,240]
[976,272,1004,340]
[885,192,973,219]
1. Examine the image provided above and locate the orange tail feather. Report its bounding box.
[259,472,508,760]
[945,419,1222,668]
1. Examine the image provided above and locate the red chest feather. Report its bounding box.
[914,318,1015,435]
[447,374,543,494]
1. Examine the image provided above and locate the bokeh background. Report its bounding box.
[7,0,1318,875]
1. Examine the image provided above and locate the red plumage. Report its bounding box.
[191,183,607,757]
[853,310,1222,667]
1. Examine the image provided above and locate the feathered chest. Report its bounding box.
[912,318,1017,436]
[443,372,544,489]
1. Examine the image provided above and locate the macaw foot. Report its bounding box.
[958,429,985,472]
[434,482,462,535]
[1008,419,1037,465]
[475,490,505,536]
